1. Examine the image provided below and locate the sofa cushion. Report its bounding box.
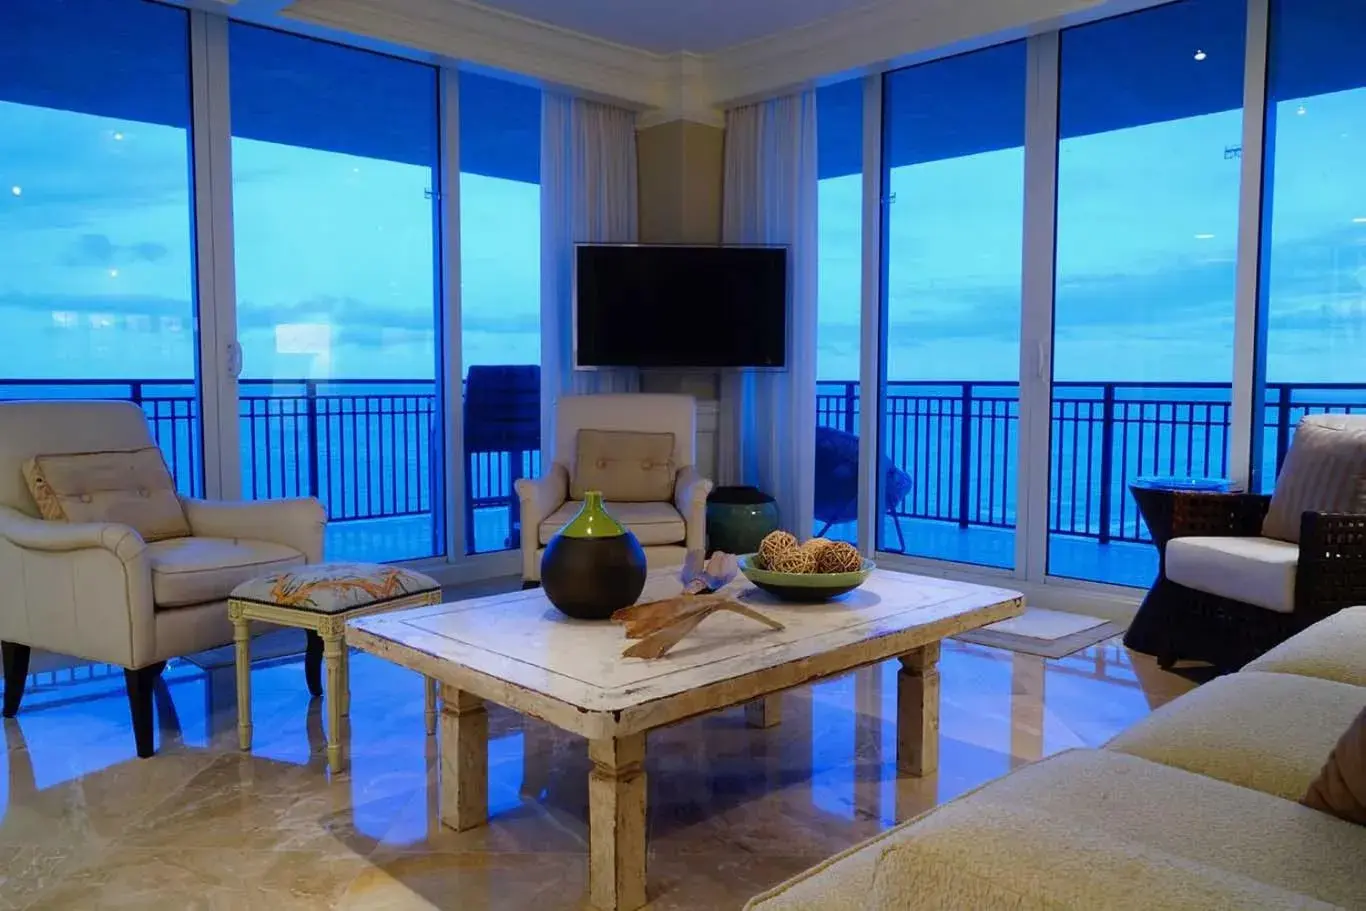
[539,500,685,547]
[570,429,676,503]
[1245,605,1366,687]
[1166,535,1297,613]
[1303,707,1366,826]
[1262,414,1366,543]
[147,537,304,609]
[866,749,1366,911]
[1105,670,1366,801]
[22,448,190,542]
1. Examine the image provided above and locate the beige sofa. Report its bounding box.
[746,607,1366,910]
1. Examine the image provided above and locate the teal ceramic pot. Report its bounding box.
[540,492,647,621]
[706,486,780,556]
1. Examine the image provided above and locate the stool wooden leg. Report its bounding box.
[339,641,351,718]
[424,677,438,736]
[229,604,252,752]
[321,621,346,773]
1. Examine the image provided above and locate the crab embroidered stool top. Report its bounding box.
[227,562,442,772]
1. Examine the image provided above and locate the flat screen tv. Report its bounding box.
[575,244,787,369]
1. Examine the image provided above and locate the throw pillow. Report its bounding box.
[1302,706,1366,826]
[21,448,191,542]
[571,429,676,503]
[1262,414,1366,543]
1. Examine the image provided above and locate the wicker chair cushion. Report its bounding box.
[1166,535,1299,613]
[1263,415,1366,543]
[229,562,439,614]
[1303,707,1366,826]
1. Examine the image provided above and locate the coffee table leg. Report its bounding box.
[322,624,346,773]
[229,604,252,751]
[588,734,647,911]
[744,694,782,728]
[424,677,438,736]
[897,642,941,776]
[439,684,488,831]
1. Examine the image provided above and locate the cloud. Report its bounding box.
[60,234,170,267]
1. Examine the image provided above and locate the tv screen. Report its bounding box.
[575,244,787,369]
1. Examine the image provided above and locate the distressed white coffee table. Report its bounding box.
[346,568,1023,911]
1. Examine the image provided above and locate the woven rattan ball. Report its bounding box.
[771,546,818,574]
[817,541,863,574]
[757,530,798,568]
[802,537,834,560]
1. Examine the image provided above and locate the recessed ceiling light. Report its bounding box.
[108,268,119,278]
[1194,233,1216,240]
[1354,217,1366,224]
[9,185,20,196]
[1194,49,1207,61]
[113,131,124,141]
[1297,104,1308,116]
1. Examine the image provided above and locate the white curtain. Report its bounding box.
[540,92,640,453]
[719,92,819,538]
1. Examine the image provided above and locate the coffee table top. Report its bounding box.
[346,568,1022,738]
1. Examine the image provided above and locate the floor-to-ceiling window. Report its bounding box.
[814,79,863,544]
[1253,0,1366,489]
[458,73,542,555]
[878,42,1027,568]
[1049,0,1247,586]
[0,0,202,492]
[228,26,443,562]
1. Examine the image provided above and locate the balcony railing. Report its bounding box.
[4,378,1363,553]
[819,380,1366,545]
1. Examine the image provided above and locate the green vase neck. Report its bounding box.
[560,491,626,538]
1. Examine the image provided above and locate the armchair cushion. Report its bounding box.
[1263,414,1366,543]
[22,448,189,542]
[147,536,304,609]
[570,429,676,502]
[1167,535,1298,614]
[539,500,686,547]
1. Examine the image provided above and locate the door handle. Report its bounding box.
[226,341,243,379]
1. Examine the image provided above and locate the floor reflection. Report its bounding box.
[0,635,1195,909]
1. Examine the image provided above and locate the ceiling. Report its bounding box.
[460,0,887,53]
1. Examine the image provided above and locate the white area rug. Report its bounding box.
[953,607,1125,659]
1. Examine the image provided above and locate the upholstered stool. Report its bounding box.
[228,562,442,772]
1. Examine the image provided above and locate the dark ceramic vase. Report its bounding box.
[540,491,647,621]
[706,486,779,556]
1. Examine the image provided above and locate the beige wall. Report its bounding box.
[636,118,726,401]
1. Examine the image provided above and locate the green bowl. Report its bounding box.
[738,553,875,603]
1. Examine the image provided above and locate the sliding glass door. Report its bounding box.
[227,25,444,563]
[0,0,203,492]
[1048,0,1246,586]
[877,42,1028,568]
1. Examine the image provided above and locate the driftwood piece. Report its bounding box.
[612,596,784,660]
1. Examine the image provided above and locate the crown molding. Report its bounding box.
[706,0,1126,106]
[636,53,724,129]
[283,0,671,110]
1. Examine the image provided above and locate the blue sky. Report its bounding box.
[1,86,1363,389]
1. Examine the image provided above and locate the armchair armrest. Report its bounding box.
[0,505,155,667]
[181,497,326,563]
[1294,511,1366,623]
[673,466,713,554]
[1170,492,1271,538]
[0,505,145,560]
[514,464,569,581]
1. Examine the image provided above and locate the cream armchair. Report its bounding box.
[514,394,712,584]
[0,401,325,758]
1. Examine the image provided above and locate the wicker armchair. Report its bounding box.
[1153,415,1366,671]
[1152,492,1366,670]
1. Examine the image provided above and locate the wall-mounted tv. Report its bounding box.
[574,244,788,369]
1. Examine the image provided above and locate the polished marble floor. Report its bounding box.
[0,629,1196,910]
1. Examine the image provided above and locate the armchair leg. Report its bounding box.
[304,630,324,697]
[2,641,31,718]
[521,580,541,591]
[125,661,167,759]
